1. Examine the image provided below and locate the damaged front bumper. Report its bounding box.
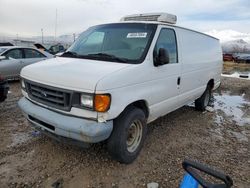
[18,97,113,143]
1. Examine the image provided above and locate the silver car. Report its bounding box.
[0,46,53,79]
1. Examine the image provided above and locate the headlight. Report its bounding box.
[80,93,111,112]
[80,94,93,108]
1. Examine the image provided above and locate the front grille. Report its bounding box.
[25,81,72,111]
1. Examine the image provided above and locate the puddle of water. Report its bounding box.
[212,92,250,126]
[8,132,31,147]
[214,114,224,125]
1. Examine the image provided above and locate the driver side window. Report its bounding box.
[4,49,23,59]
[24,49,45,58]
[154,28,178,64]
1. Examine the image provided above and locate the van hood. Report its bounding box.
[21,57,131,92]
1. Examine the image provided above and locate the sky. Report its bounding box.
[0,0,250,37]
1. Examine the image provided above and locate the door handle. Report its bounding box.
[177,77,181,85]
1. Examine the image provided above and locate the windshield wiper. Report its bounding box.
[86,53,128,63]
[61,51,129,63]
[61,51,79,58]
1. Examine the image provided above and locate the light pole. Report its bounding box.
[16,34,18,45]
[41,28,44,44]
[55,9,57,43]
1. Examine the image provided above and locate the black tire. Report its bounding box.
[0,96,6,102]
[107,106,147,164]
[195,85,212,111]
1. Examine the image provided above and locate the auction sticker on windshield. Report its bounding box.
[127,32,147,38]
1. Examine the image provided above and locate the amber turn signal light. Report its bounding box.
[94,94,111,112]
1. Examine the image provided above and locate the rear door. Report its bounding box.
[0,48,23,78]
[22,48,47,67]
[149,26,182,117]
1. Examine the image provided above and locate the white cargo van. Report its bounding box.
[18,13,222,163]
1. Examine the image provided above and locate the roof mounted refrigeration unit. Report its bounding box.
[120,13,177,24]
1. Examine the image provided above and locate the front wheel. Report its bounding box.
[195,85,212,111]
[107,106,147,164]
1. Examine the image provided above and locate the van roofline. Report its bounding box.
[97,21,219,41]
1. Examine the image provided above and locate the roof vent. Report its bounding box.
[120,13,177,24]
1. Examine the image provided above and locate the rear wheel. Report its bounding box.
[195,85,212,111]
[107,106,147,164]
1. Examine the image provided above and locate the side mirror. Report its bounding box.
[154,48,169,66]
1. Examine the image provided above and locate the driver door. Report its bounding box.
[22,48,47,67]
[149,27,182,118]
[0,48,23,79]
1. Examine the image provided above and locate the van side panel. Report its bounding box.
[96,26,222,123]
[95,62,181,123]
[176,27,222,105]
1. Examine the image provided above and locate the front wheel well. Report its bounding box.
[124,100,149,119]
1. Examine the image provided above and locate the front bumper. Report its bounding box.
[0,81,9,102]
[18,97,113,143]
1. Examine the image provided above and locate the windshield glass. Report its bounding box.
[65,23,157,64]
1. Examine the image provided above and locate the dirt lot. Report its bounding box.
[223,61,250,75]
[0,77,249,188]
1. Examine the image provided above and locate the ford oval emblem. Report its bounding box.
[41,91,47,98]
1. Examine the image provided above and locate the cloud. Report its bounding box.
[0,0,249,37]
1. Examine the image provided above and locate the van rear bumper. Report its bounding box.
[18,97,113,143]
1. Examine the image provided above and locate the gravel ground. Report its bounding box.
[0,77,249,188]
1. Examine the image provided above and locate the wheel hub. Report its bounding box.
[126,119,143,153]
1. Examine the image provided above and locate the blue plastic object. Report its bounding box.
[180,173,199,188]
[31,130,41,137]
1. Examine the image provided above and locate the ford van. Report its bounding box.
[18,13,222,163]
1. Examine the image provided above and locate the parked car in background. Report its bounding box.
[33,43,48,52]
[223,53,235,62]
[234,53,250,64]
[0,75,9,102]
[33,43,66,55]
[0,46,53,79]
[0,42,14,47]
[48,44,66,55]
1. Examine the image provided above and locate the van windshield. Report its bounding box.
[64,23,157,64]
